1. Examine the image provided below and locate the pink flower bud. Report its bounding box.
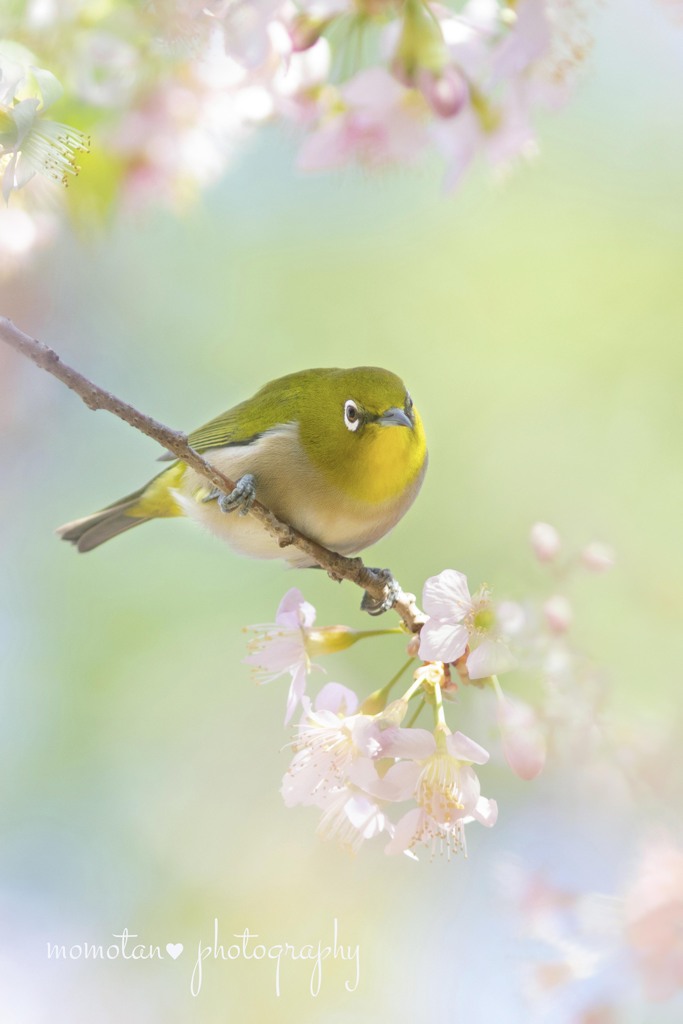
[543,594,572,633]
[416,67,468,119]
[530,522,561,562]
[288,15,326,53]
[496,696,546,780]
[406,634,421,657]
[581,542,615,572]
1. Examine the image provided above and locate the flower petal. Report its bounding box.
[422,569,472,620]
[284,662,307,725]
[466,638,517,680]
[276,587,316,629]
[385,807,422,856]
[419,619,469,663]
[447,730,490,765]
[244,635,303,677]
[365,760,421,802]
[344,794,387,838]
[471,796,498,827]
[380,726,435,760]
[31,66,63,110]
[314,682,358,716]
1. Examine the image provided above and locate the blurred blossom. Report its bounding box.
[498,837,683,1017]
[531,520,562,562]
[297,68,430,172]
[581,541,615,572]
[543,593,573,633]
[0,174,60,277]
[72,31,138,108]
[495,692,546,779]
[1,0,597,230]
[623,837,683,1001]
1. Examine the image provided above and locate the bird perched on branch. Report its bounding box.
[57,366,428,572]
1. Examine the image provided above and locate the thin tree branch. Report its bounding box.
[0,315,426,633]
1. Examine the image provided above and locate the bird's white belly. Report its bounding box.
[171,426,423,567]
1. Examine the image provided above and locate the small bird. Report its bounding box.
[57,366,428,569]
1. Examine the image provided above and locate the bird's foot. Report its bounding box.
[203,474,256,517]
[361,567,400,617]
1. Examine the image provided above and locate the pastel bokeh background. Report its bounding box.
[1,1,683,1021]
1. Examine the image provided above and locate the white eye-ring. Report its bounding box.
[344,399,361,432]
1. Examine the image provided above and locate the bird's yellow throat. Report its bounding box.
[320,408,427,506]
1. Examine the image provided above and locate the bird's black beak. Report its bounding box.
[376,406,413,428]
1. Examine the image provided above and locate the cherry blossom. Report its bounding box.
[298,68,430,172]
[0,45,89,201]
[418,569,517,679]
[377,727,498,857]
[244,587,361,722]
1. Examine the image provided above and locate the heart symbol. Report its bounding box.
[166,943,183,960]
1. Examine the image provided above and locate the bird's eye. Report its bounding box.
[405,392,413,412]
[344,400,360,432]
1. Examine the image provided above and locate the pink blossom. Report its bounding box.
[496,694,546,780]
[491,0,553,84]
[418,569,516,679]
[244,588,317,723]
[298,68,429,172]
[281,683,381,807]
[245,590,363,723]
[374,728,497,857]
[623,838,683,1001]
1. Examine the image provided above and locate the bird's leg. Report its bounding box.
[361,567,401,617]
[202,473,256,517]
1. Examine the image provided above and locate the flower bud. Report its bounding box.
[543,594,572,633]
[530,521,561,562]
[416,67,468,119]
[394,0,448,81]
[306,625,362,656]
[581,542,615,572]
[406,633,421,657]
[288,13,327,53]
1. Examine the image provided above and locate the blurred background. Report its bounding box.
[1,0,683,1020]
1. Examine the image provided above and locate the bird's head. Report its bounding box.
[297,367,427,505]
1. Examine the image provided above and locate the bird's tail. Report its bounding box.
[57,465,185,553]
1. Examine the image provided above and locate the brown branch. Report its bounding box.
[0,315,426,633]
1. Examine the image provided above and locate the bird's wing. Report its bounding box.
[186,407,263,453]
[157,377,307,461]
[157,406,261,461]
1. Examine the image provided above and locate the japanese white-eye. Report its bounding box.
[57,366,428,566]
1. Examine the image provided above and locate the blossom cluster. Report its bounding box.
[1,0,594,271]
[244,522,614,859]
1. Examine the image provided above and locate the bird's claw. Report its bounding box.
[203,473,256,516]
[361,567,400,617]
